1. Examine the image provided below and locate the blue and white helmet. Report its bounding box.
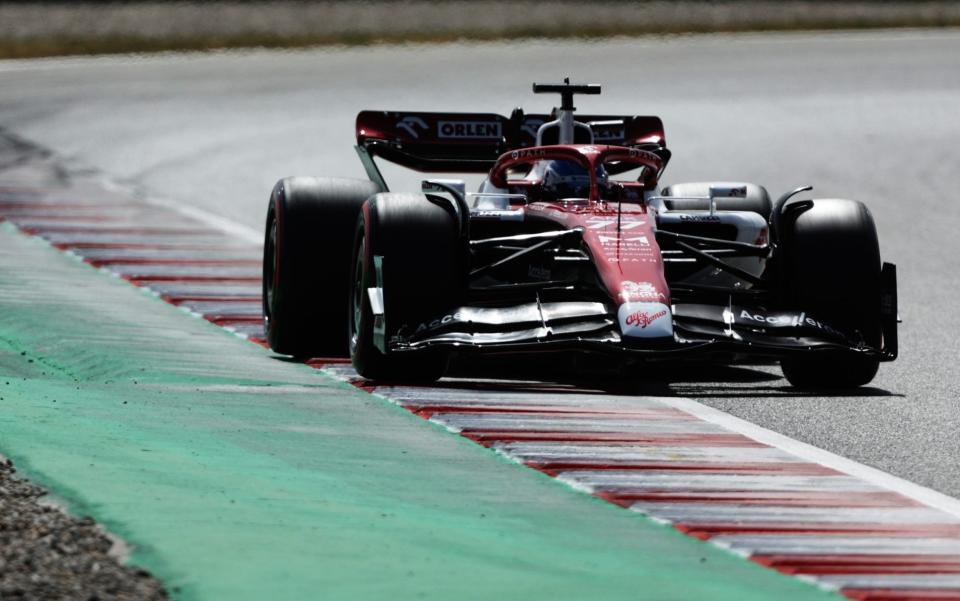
[541,160,607,200]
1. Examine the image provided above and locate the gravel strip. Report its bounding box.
[2,1,960,58]
[3,1,960,40]
[0,457,167,601]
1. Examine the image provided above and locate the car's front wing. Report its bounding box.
[389,299,896,362]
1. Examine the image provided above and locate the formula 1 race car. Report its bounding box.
[262,80,898,388]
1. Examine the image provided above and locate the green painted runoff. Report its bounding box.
[0,225,839,600]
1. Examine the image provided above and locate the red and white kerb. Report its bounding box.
[2,178,959,601]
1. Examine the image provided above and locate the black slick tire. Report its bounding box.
[263,176,381,358]
[778,198,882,389]
[349,193,464,382]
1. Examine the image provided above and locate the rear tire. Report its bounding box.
[349,193,464,382]
[778,198,881,389]
[263,176,381,358]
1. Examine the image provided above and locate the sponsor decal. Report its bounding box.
[593,127,625,142]
[597,234,649,245]
[613,257,656,263]
[521,119,546,139]
[396,116,429,139]
[625,309,667,328]
[582,218,656,264]
[620,280,666,302]
[739,310,794,326]
[713,185,747,198]
[606,256,657,264]
[586,217,646,230]
[618,302,673,338]
[736,309,844,338]
[527,265,551,281]
[680,214,722,222]
[625,148,661,163]
[415,311,462,334]
[511,148,547,160]
[438,120,502,139]
[471,209,524,221]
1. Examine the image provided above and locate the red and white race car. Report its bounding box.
[262,80,898,388]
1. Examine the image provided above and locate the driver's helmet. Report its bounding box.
[541,159,607,201]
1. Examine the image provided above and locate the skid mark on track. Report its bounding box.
[3,151,960,601]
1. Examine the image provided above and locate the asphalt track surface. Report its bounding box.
[0,28,958,502]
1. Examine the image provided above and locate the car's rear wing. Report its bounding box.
[355,110,666,176]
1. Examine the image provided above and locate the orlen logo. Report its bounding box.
[593,127,625,142]
[396,116,429,139]
[618,302,673,338]
[625,309,667,328]
[438,121,502,139]
[521,119,545,138]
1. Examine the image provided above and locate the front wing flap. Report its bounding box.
[389,299,893,360]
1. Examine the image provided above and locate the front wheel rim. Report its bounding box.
[349,238,365,355]
[263,216,277,327]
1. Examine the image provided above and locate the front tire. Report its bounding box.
[349,193,464,382]
[778,198,881,389]
[263,176,381,358]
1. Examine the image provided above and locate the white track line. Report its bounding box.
[147,198,263,247]
[660,396,960,520]
[99,178,263,246]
